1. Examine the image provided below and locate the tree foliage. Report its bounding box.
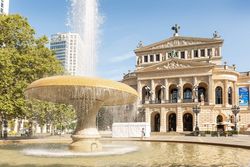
[0,14,63,119]
[26,100,75,134]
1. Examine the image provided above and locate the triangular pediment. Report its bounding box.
[135,36,223,52]
[136,59,214,73]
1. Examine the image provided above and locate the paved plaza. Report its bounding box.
[1,133,250,150]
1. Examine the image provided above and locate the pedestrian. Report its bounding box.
[141,128,145,140]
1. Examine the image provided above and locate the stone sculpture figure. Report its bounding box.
[172,24,180,36]
[192,85,198,99]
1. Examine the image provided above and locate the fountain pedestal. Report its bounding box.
[70,128,102,152]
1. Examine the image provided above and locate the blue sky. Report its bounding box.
[10,0,250,80]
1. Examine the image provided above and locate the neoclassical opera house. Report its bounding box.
[122,26,250,133]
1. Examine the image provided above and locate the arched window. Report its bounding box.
[215,86,223,104]
[228,87,232,105]
[183,88,192,102]
[170,88,178,103]
[198,87,206,102]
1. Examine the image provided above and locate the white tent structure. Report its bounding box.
[112,122,150,138]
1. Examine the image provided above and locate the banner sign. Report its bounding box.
[239,87,249,106]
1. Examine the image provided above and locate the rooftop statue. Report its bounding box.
[172,24,180,36]
[213,31,221,38]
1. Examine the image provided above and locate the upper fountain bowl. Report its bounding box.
[25,75,138,106]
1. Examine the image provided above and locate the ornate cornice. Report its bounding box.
[136,58,214,73]
[135,36,223,53]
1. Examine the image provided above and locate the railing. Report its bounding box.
[141,99,208,105]
[182,99,193,103]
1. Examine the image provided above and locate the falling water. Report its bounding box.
[68,0,101,76]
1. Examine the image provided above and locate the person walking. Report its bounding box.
[141,128,145,140]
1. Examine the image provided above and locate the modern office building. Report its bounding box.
[50,33,80,75]
[122,25,250,133]
[0,0,9,15]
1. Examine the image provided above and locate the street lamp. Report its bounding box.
[231,105,240,131]
[193,105,201,134]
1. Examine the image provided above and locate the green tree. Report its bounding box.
[0,14,63,121]
[26,100,75,135]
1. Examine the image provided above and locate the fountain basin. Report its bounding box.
[25,76,138,152]
[1,141,250,166]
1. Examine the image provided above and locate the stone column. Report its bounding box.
[212,48,215,56]
[176,107,183,132]
[178,78,183,103]
[191,50,194,59]
[160,107,167,132]
[205,48,208,57]
[137,80,142,101]
[198,49,201,58]
[151,80,155,102]
[224,80,228,107]
[232,82,236,106]
[208,75,214,105]
[219,47,222,57]
[164,79,169,102]
[193,77,198,102]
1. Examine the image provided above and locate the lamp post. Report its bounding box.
[193,105,201,135]
[231,105,240,131]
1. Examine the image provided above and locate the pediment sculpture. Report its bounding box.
[156,61,191,70]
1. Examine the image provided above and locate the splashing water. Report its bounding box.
[68,0,102,76]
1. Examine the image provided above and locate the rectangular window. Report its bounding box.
[150,55,154,62]
[201,49,205,57]
[144,56,148,63]
[156,54,160,61]
[207,48,212,56]
[181,51,185,59]
[194,50,198,57]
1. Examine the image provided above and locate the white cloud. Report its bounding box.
[109,51,134,63]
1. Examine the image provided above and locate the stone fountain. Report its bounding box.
[25,75,138,152]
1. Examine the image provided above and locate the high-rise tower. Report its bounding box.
[50,33,80,75]
[0,0,9,15]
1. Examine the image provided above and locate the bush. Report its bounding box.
[205,131,211,134]
[8,130,17,136]
[229,130,238,135]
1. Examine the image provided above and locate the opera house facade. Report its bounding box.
[122,26,250,133]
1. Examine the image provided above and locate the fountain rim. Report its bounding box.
[25,75,138,97]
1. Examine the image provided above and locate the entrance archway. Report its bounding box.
[151,112,160,132]
[216,115,224,131]
[183,113,193,131]
[168,113,176,131]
